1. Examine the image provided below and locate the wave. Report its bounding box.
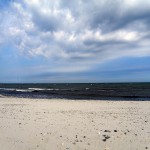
[47,88,60,91]
[0,88,16,91]
[15,89,31,92]
[28,88,60,91]
[28,88,46,91]
[0,88,64,92]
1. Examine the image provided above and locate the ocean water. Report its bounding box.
[0,83,150,100]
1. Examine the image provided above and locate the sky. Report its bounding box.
[0,0,150,83]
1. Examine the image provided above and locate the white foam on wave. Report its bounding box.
[16,89,31,92]
[28,88,60,91]
[47,88,59,91]
[28,88,45,91]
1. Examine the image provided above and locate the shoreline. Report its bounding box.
[0,97,149,150]
[1,94,150,101]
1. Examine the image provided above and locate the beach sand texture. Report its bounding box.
[0,97,149,150]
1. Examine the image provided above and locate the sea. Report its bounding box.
[0,83,150,100]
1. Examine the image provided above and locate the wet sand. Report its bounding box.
[0,97,149,150]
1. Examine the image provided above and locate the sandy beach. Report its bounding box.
[0,97,149,150]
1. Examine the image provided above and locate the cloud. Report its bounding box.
[0,0,150,75]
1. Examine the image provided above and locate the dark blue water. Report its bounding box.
[0,83,150,100]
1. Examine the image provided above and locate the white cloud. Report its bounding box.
[0,0,150,69]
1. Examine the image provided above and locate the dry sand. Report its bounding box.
[0,97,149,150]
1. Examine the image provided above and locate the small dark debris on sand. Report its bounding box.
[104,130,111,133]
[102,135,110,142]
[102,139,106,142]
[103,135,110,139]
